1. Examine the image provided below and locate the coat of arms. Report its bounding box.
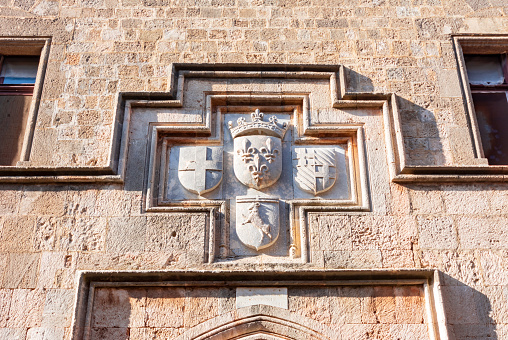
[236,196,280,250]
[294,148,337,195]
[228,110,288,251]
[178,146,223,195]
[228,109,288,189]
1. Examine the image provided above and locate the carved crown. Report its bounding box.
[228,109,288,139]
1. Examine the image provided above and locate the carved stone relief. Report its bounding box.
[178,146,223,195]
[236,196,280,250]
[139,67,374,263]
[294,148,337,195]
[230,110,287,189]
[162,108,350,259]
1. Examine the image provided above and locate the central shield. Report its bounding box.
[228,109,288,190]
[233,135,282,189]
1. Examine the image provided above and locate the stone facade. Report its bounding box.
[1,1,508,340]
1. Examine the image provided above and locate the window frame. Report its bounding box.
[0,38,51,166]
[454,36,508,164]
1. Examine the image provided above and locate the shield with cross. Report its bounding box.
[178,146,223,195]
[293,147,337,195]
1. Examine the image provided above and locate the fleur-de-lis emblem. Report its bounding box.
[260,137,279,163]
[248,153,268,186]
[237,138,255,163]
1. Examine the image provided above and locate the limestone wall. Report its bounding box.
[0,1,508,340]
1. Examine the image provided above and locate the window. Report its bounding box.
[464,54,508,165]
[0,56,40,166]
[0,38,49,167]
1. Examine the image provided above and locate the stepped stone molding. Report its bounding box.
[139,66,369,262]
[1,63,506,183]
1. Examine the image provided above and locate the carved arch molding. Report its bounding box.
[174,305,335,340]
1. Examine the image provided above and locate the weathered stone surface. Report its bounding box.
[3,253,39,289]
[0,328,27,340]
[1,1,508,338]
[145,288,185,328]
[26,327,65,340]
[42,289,74,327]
[7,289,45,328]
[417,216,457,250]
[0,216,36,252]
[92,288,146,328]
[106,216,146,253]
[0,289,12,327]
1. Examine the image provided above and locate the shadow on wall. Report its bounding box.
[440,273,497,340]
[396,96,445,166]
[346,68,375,93]
[346,68,445,166]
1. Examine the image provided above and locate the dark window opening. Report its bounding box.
[0,55,40,165]
[465,54,508,165]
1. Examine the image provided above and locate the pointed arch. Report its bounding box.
[175,304,335,340]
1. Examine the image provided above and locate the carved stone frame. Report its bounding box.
[132,67,371,263]
[70,269,452,340]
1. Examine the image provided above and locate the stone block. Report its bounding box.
[145,287,185,328]
[7,289,45,328]
[106,216,146,253]
[350,215,398,250]
[458,217,508,250]
[441,186,490,215]
[26,327,65,340]
[0,216,36,252]
[361,286,397,324]
[437,69,462,98]
[420,250,481,287]
[478,250,508,286]
[0,328,27,340]
[34,217,58,251]
[129,328,180,339]
[0,289,13,327]
[288,287,332,325]
[442,285,491,325]
[236,287,287,310]
[409,188,444,214]
[90,328,129,340]
[64,187,98,216]
[389,324,429,340]
[394,286,425,324]
[37,252,67,289]
[0,186,21,214]
[92,288,146,328]
[3,253,39,289]
[146,214,205,255]
[328,286,362,325]
[381,249,415,268]
[42,289,74,327]
[324,250,383,269]
[417,216,457,250]
[317,215,351,251]
[56,217,106,252]
[19,188,67,217]
[185,288,221,328]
